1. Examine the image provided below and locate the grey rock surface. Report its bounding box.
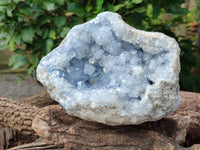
[37,12,181,125]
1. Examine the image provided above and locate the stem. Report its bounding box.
[112,0,116,5]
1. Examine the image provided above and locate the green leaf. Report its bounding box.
[32,7,44,21]
[0,40,8,50]
[135,6,146,13]
[27,66,35,74]
[13,0,25,3]
[0,15,5,22]
[15,34,22,45]
[43,38,54,55]
[19,6,33,16]
[96,0,104,12]
[0,31,8,39]
[27,55,39,74]
[86,6,92,13]
[17,16,25,22]
[21,27,35,44]
[11,60,27,69]
[17,74,27,83]
[54,0,65,6]
[29,41,41,51]
[9,55,29,69]
[0,6,6,13]
[49,30,56,40]
[31,55,39,67]
[105,3,114,12]
[14,48,24,54]
[0,0,12,5]
[114,4,125,11]
[9,55,18,66]
[125,13,144,28]
[0,30,13,49]
[173,8,188,16]
[9,33,17,51]
[53,16,66,27]
[152,4,161,19]
[37,15,51,25]
[67,2,85,16]
[42,1,56,11]
[59,27,71,38]
[132,0,143,4]
[36,28,43,36]
[42,28,49,39]
[6,4,16,17]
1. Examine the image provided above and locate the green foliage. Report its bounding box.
[196,0,200,17]
[0,0,199,91]
[9,54,29,69]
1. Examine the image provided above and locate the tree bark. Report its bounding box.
[0,91,200,149]
[20,90,57,108]
[9,138,65,150]
[0,125,16,149]
[32,104,200,150]
[32,106,180,150]
[0,91,56,149]
[0,97,39,135]
[0,90,56,135]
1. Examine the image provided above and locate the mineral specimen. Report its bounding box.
[37,12,181,125]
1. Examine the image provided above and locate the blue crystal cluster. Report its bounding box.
[37,12,180,125]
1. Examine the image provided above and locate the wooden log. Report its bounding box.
[20,90,57,108]
[9,138,64,150]
[167,91,200,147]
[32,105,184,150]
[0,91,199,149]
[32,103,200,150]
[0,97,39,135]
[0,90,56,135]
[0,125,16,149]
[31,91,200,149]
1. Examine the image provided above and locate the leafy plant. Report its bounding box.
[0,0,199,91]
[179,38,200,91]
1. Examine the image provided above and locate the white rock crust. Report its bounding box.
[37,12,181,125]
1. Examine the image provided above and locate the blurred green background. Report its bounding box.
[0,0,200,92]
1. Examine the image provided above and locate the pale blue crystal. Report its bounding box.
[37,12,181,125]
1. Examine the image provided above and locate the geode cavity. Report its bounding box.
[37,12,181,125]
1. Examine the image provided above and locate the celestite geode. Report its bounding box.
[37,12,181,125]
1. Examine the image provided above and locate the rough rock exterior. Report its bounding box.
[37,12,181,125]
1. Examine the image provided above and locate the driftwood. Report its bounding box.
[20,90,58,108]
[0,97,39,135]
[9,138,65,150]
[32,91,200,149]
[32,105,184,150]
[0,91,199,149]
[0,125,39,150]
[167,91,200,146]
[0,125,16,149]
[0,91,57,135]
[0,91,57,149]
